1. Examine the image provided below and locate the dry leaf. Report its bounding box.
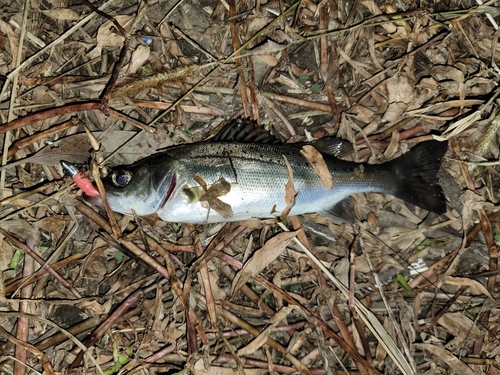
[165,321,186,344]
[255,54,278,66]
[41,8,80,21]
[250,40,285,66]
[414,343,475,375]
[96,15,133,47]
[281,154,297,220]
[125,45,150,74]
[443,276,493,298]
[0,236,15,274]
[437,312,482,340]
[300,145,333,189]
[459,190,493,230]
[195,174,233,219]
[1,220,38,241]
[33,217,65,239]
[231,231,298,294]
[386,73,414,104]
[32,86,57,105]
[77,300,108,315]
[238,306,296,356]
[0,19,18,70]
[250,40,287,55]
[381,73,415,123]
[237,327,272,356]
[208,199,233,219]
[428,65,466,100]
[383,130,400,159]
[410,77,440,110]
[199,178,231,202]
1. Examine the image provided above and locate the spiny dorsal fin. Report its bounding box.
[214,118,354,159]
[213,118,282,144]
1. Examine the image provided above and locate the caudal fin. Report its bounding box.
[386,141,448,214]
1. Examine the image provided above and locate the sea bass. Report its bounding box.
[84,120,447,224]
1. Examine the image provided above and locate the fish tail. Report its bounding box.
[385,140,448,214]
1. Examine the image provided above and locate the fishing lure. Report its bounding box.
[61,160,100,197]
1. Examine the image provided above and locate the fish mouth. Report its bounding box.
[159,174,177,209]
[83,195,103,207]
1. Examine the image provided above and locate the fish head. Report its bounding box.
[85,156,178,217]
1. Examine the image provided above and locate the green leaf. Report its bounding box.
[310,82,320,93]
[396,274,412,292]
[114,252,125,262]
[298,74,309,85]
[417,238,431,251]
[8,250,22,269]
[182,128,193,138]
[287,284,301,293]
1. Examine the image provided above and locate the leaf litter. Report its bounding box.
[1,0,500,374]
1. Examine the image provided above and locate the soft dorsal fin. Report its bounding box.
[309,138,354,158]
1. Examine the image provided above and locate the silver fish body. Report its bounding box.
[86,139,447,224]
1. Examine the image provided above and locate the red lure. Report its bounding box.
[60,160,100,197]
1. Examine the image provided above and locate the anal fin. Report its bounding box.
[320,197,358,223]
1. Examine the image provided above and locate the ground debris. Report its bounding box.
[1,0,499,374]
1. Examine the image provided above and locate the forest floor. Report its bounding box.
[1,0,500,374]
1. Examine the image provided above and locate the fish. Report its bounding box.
[83,119,448,224]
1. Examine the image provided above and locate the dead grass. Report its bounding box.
[1,0,500,374]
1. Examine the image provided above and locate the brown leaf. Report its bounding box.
[300,145,333,189]
[414,344,475,375]
[238,306,296,356]
[283,155,296,205]
[124,45,150,75]
[193,172,208,189]
[41,8,80,21]
[443,276,493,298]
[386,73,414,104]
[281,154,297,220]
[255,54,278,66]
[195,174,233,219]
[0,236,15,274]
[96,15,133,47]
[192,360,267,375]
[437,312,482,340]
[208,198,233,219]
[199,178,231,202]
[33,217,65,239]
[78,300,108,315]
[231,231,297,294]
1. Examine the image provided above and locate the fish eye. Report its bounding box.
[111,170,132,187]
